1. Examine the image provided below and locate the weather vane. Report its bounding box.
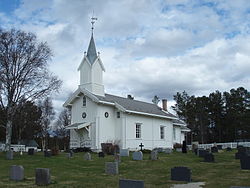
[91,11,97,33]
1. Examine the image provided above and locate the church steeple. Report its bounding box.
[78,16,105,96]
[86,34,98,64]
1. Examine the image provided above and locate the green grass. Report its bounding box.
[0,150,249,187]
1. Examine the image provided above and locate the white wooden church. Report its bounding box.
[64,20,190,151]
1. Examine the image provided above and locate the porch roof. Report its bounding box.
[65,122,91,130]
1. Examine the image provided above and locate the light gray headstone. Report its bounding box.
[132,151,143,161]
[119,179,144,188]
[114,154,121,163]
[120,149,129,157]
[150,150,158,160]
[164,148,172,154]
[105,162,118,175]
[84,152,91,160]
[10,165,24,181]
[6,150,13,160]
[35,168,51,186]
[176,148,182,152]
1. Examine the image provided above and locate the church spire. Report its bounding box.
[87,16,98,64]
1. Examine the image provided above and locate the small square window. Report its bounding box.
[117,112,120,118]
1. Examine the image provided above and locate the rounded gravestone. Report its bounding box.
[132,151,143,161]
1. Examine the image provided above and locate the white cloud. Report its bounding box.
[1,0,250,113]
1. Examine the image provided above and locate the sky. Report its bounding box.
[1,0,250,114]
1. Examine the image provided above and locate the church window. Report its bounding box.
[104,112,109,118]
[83,96,86,106]
[136,123,141,138]
[173,127,176,140]
[160,126,165,139]
[117,112,120,118]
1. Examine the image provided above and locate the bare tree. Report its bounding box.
[38,97,55,151]
[0,29,62,152]
[55,108,70,150]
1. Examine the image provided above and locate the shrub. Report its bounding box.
[173,143,182,149]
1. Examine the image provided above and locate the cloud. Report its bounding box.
[1,0,250,113]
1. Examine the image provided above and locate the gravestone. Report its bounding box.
[114,153,121,163]
[217,145,223,150]
[182,141,187,153]
[163,148,172,154]
[171,166,192,182]
[150,150,158,160]
[98,152,105,158]
[10,165,24,181]
[240,155,250,170]
[105,162,118,175]
[28,148,35,155]
[139,143,144,151]
[194,148,198,155]
[132,151,143,161]
[176,148,182,152]
[226,147,232,151]
[155,148,163,153]
[198,149,208,158]
[119,179,144,188]
[6,150,13,160]
[235,147,250,159]
[211,146,218,153]
[84,152,91,160]
[35,168,51,186]
[120,149,129,157]
[44,151,51,157]
[204,153,215,162]
[66,153,72,159]
[69,150,74,157]
[192,142,199,152]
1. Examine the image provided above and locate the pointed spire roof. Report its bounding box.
[86,33,98,64]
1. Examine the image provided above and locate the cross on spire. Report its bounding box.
[91,15,97,34]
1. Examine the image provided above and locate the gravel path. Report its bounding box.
[171,182,205,188]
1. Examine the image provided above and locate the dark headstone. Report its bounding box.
[35,168,51,186]
[171,166,191,182]
[28,148,35,155]
[217,145,223,150]
[198,149,208,158]
[44,151,52,157]
[6,150,13,160]
[211,146,218,153]
[194,148,198,155]
[98,152,105,158]
[10,165,24,181]
[139,143,144,151]
[105,162,118,175]
[226,147,232,151]
[182,141,187,153]
[204,153,215,162]
[119,179,144,188]
[240,155,250,170]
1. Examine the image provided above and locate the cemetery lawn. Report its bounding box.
[0,150,249,188]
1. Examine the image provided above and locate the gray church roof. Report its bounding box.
[94,93,177,119]
[86,34,98,64]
